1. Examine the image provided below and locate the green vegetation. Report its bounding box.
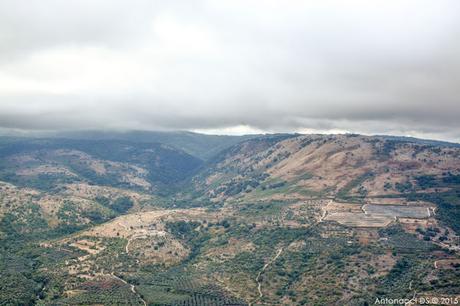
[112,196,134,213]
[0,137,203,194]
[0,134,459,305]
[337,172,373,199]
[395,181,414,193]
[408,192,460,232]
[133,272,247,305]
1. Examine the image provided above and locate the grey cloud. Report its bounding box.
[0,0,459,142]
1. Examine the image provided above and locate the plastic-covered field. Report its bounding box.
[363,204,430,218]
[324,212,393,227]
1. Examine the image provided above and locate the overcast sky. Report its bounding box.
[0,0,459,141]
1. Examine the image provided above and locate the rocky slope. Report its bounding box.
[194,134,460,202]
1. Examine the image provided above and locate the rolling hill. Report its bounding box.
[0,132,459,305]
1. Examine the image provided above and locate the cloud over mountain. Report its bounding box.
[0,0,459,141]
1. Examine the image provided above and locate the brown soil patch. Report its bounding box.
[324,201,363,214]
[203,238,255,262]
[17,165,77,177]
[354,229,380,245]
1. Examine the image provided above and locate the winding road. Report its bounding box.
[251,247,284,305]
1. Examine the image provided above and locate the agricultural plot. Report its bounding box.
[382,229,436,252]
[134,273,247,306]
[51,277,141,305]
[324,212,393,227]
[323,200,363,214]
[363,204,431,218]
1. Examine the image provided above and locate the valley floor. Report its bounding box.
[24,195,460,305]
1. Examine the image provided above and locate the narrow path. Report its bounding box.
[118,222,128,230]
[111,272,147,306]
[317,199,331,223]
[319,206,328,222]
[252,247,283,305]
[125,234,147,254]
[125,237,133,253]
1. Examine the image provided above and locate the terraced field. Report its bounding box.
[324,212,394,227]
[363,204,432,218]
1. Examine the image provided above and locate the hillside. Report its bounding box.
[1,133,460,305]
[194,134,460,202]
[0,137,202,193]
[54,130,258,161]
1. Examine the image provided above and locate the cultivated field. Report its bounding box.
[324,212,393,227]
[363,204,431,218]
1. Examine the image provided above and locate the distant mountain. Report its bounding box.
[377,135,460,148]
[55,130,258,160]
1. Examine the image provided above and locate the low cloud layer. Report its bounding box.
[0,0,459,141]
